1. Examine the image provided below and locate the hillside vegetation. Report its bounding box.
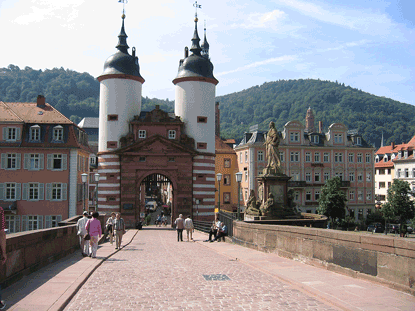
[1,64,415,147]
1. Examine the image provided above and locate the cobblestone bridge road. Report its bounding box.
[64,228,338,311]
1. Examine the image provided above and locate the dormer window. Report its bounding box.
[375,155,379,163]
[404,150,408,158]
[311,135,319,144]
[356,137,362,145]
[334,134,343,143]
[138,130,146,139]
[53,126,63,142]
[168,130,176,139]
[398,151,402,159]
[30,125,41,141]
[390,154,394,161]
[290,132,299,142]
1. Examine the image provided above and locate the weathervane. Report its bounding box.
[193,1,201,21]
[118,0,128,16]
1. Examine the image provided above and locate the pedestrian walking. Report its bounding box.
[77,211,90,257]
[114,213,126,249]
[106,212,116,245]
[85,212,102,258]
[184,215,194,241]
[174,214,185,242]
[0,206,7,309]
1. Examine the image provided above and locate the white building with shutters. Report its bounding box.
[0,96,92,232]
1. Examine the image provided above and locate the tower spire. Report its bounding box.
[201,20,210,58]
[116,2,129,54]
[190,1,202,55]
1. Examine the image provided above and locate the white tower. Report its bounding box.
[173,15,218,154]
[97,13,145,152]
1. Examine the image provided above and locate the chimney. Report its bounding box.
[37,95,46,108]
[318,121,323,133]
[215,101,220,137]
[391,141,395,149]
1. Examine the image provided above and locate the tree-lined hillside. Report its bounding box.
[2,64,415,147]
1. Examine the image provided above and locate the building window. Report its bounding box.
[405,168,409,178]
[349,190,355,200]
[53,154,62,170]
[397,169,401,178]
[290,152,299,162]
[305,172,311,182]
[28,216,39,231]
[324,172,330,181]
[139,157,146,162]
[107,114,118,121]
[46,215,62,228]
[357,153,363,163]
[29,183,40,200]
[291,171,300,181]
[314,152,320,163]
[356,137,362,145]
[245,151,248,163]
[379,182,385,188]
[375,156,379,163]
[358,191,363,201]
[306,191,311,201]
[30,125,41,141]
[366,191,372,201]
[349,172,355,182]
[244,171,248,182]
[334,134,343,143]
[138,130,146,139]
[305,152,311,162]
[5,215,20,233]
[52,183,62,200]
[348,153,354,163]
[314,172,320,182]
[197,116,207,123]
[197,142,207,149]
[168,157,175,162]
[239,153,242,164]
[30,154,41,170]
[335,172,343,180]
[224,174,231,186]
[357,173,363,182]
[52,126,63,141]
[223,192,230,204]
[358,209,363,220]
[279,152,284,162]
[168,130,176,139]
[365,153,371,163]
[257,151,264,162]
[107,141,117,149]
[311,135,319,144]
[315,190,320,201]
[366,172,371,182]
[290,132,299,142]
[334,153,343,163]
[6,183,16,200]
[5,127,17,141]
[90,156,96,165]
[224,158,231,168]
[323,152,329,162]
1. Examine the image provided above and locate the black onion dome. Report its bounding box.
[175,54,216,80]
[102,51,143,79]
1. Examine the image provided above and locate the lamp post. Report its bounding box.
[94,173,100,212]
[235,172,243,220]
[216,173,222,213]
[81,173,88,213]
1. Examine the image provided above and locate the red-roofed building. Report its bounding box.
[0,95,92,232]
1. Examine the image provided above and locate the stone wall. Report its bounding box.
[233,221,415,295]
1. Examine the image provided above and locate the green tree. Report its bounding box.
[381,179,415,227]
[317,176,347,224]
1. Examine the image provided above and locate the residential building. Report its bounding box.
[234,108,376,222]
[0,95,92,232]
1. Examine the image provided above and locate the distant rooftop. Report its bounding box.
[78,117,99,128]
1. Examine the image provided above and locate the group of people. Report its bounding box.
[155,213,167,227]
[205,220,228,242]
[174,214,194,242]
[76,211,126,258]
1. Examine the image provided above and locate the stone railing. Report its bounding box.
[233,221,415,295]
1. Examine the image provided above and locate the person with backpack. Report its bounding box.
[114,213,126,249]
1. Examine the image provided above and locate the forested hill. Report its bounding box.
[1,65,415,148]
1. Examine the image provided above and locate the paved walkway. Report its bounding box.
[4,228,415,310]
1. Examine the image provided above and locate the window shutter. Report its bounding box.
[15,183,21,200]
[38,215,43,229]
[16,128,21,140]
[16,153,21,169]
[15,215,21,232]
[62,183,67,201]
[57,215,62,225]
[0,183,4,200]
[2,127,7,140]
[1,154,6,169]
[40,154,44,170]
[47,154,52,170]
[46,183,52,201]
[62,154,67,170]
[22,183,29,200]
[22,215,27,231]
[45,215,51,228]
[24,154,29,170]
[39,183,44,200]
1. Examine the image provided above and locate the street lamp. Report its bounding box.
[94,173,100,212]
[235,172,243,220]
[81,173,88,213]
[216,173,222,213]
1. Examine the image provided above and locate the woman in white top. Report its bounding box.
[106,212,116,245]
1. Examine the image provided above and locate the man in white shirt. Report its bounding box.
[184,215,194,242]
[76,211,90,257]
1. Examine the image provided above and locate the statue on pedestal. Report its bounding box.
[260,192,274,216]
[264,121,282,175]
[245,190,261,216]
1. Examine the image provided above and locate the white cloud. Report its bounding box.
[232,9,286,29]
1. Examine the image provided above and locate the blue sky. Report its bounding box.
[0,0,414,105]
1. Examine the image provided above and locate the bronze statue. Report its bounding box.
[264,121,281,172]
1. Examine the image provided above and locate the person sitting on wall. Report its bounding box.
[204,221,218,242]
[211,222,228,242]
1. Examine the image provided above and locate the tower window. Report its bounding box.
[138,130,146,139]
[197,142,207,149]
[107,141,117,149]
[108,115,118,121]
[197,116,207,123]
[168,130,176,139]
[139,157,146,162]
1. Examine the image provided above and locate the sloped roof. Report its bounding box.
[216,136,236,154]
[3,102,73,124]
[0,102,23,122]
